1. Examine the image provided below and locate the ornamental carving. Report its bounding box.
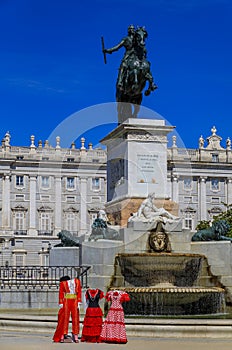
[127,132,166,142]
[148,226,170,252]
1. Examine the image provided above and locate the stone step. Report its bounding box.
[1,313,232,338]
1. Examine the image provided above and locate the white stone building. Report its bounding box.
[0,125,231,267]
[0,133,107,267]
[168,126,232,231]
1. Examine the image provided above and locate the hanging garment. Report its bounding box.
[53,278,82,343]
[81,288,104,342]
[99,290,130,344]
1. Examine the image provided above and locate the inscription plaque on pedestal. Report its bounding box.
[137,153,158,183]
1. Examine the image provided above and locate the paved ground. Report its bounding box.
[0,331,232,350]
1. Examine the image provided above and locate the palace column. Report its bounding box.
[79,177,88,235]
[199,176,207,221]
[2,173,11,231]
[28,175,37,235]
[226,178,232,207]
[172,175,179,204]
[54,176,62,234]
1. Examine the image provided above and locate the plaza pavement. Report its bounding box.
[0,331,232,350]
[1,310,232,350]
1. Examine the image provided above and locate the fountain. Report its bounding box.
[109,251,225,316]
[100,119,227,316]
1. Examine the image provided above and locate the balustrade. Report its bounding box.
[0,265,90,290]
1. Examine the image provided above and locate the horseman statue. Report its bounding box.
[102,25,157,123]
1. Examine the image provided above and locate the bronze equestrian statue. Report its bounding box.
[102,25,157,123]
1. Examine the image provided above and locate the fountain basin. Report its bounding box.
[110,252,226,315]
[115,252,206,287]
[110,286,225,315]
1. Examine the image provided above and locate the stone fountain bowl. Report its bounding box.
[111,253,226,315]
[115,252,206,287]
[110,286,226,315]
[114,286,225,306]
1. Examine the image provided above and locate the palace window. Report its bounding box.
[39,213,52,235]
[183,212,193,230]
[16,175,24,187]
[212,154,219,163]
[15,212,24,231]
[92,177,100,191]
[41,213,51,231]
[64,208,79,233]
[181,207,196,230]
[67,177,75,189]
[211,179,219,191]
[183,178,192,190]
[38,206,53,235]
[13,253,26,267]
[41,176,50,188]
[12,207,27,235]
[66,213,75,232]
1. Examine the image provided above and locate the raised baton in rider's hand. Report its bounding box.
[101,36,107,64]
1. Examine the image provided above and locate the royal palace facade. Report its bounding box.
[0,125,232,267]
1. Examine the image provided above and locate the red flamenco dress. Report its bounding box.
[81,288,104,343]
[99,290,130,344]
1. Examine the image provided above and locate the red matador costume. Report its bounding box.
[53,277,82,343]
[53,306,65,342]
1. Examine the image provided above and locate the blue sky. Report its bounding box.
[0,0,231,149]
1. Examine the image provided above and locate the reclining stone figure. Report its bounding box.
[129,192,180,225]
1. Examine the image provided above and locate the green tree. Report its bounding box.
[213,207,232,237]
[195,220,210,231]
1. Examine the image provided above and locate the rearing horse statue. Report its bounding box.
[103,26,157,123]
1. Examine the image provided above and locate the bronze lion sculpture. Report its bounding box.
[191,220,232,242]
[54,230,80,247]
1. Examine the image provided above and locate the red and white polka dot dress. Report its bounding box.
[99,290,130,344]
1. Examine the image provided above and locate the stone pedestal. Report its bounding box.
[191,241,232,303]
[122,219,183,251]
[101,118,177,226]
[49,247,80,266]
[82,240,124,290]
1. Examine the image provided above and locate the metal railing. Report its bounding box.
[14,230,27,235]
[0,265,91,290]
[37,230,53,236]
